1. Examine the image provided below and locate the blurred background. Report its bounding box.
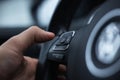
[0,0,60,29]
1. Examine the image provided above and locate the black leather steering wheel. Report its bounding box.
[36,0,120,80]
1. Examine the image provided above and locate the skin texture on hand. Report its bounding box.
[0,26,55,80]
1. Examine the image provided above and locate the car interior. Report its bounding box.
[0,0,120,80]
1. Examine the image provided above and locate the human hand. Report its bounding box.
[0,26,55,80]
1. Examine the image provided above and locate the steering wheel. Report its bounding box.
[36,0,120,80]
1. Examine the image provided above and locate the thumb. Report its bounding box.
[1,26,55,53]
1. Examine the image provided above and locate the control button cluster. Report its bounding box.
[53,31,75,51]
[48,31,75,62]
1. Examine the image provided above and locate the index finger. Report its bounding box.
[1,26,55,53]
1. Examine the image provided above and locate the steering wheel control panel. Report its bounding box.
[48,31,75,62]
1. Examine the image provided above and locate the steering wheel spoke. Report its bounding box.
[48,31,75,64]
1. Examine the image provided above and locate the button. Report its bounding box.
[64,36,72,45]
[48,53,64,61]
[60,38,66,43]
[56,38,66,46]
[51,54,64,60]
[53,45,69,51]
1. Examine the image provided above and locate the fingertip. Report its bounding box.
[46,31,55,38]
